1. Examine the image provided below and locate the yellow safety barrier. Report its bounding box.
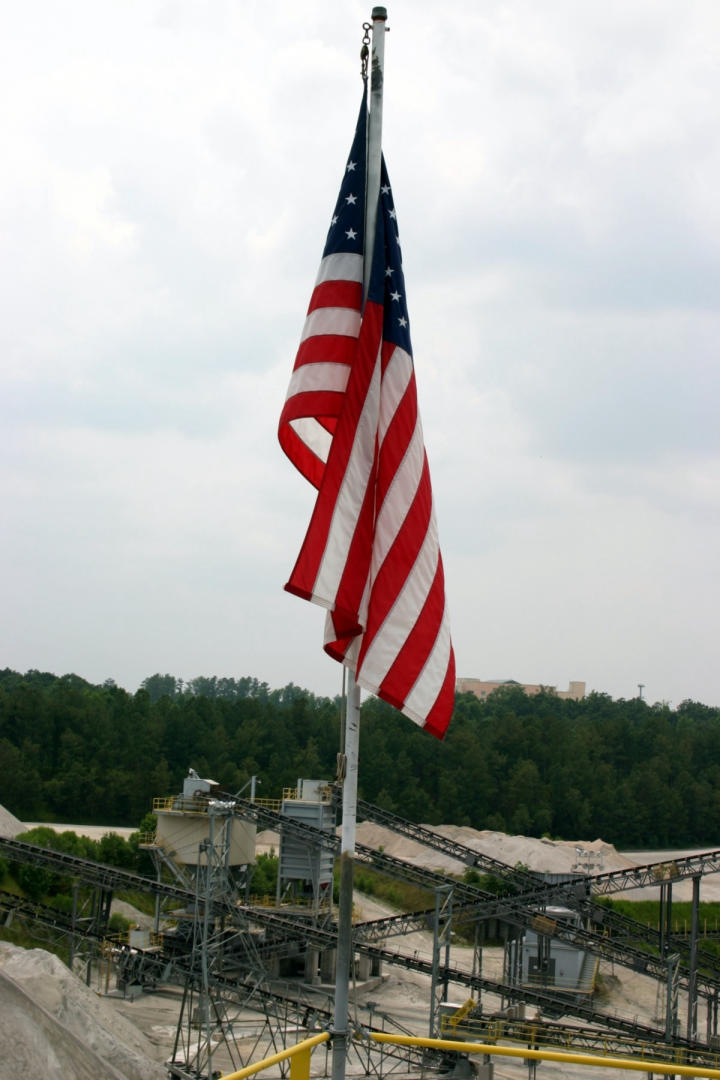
[370,1032,720,1078]
[254,797,284,811]
[153,796,175,811]
[217,1032,330,1080]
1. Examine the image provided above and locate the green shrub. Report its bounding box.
[250,852,278,896]
[108,912,132,935]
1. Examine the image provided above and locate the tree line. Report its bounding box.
[1,667,719,849]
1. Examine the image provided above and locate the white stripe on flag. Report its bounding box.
[403,607,453,724]
[300,307,361,343]
[286,361,351,399]
[312,346,382,604]
[373,418,425,573]
[325,610,362,669]
[289,417,332,464]
[378,346,413,446]
[359,515,439,686]
[314,251,364,286]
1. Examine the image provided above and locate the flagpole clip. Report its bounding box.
[360,22,371,82]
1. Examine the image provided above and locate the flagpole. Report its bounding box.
[331,13,387,1080]
[363,7,387,299]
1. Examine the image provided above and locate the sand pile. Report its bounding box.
[0,944,167,1080]
[353,821,637,878]
[0,802,25,838]
[260,820,720,899]
[111,899,158,930]
[257,823,633,877]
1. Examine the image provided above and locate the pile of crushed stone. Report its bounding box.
[0,803,25,839]
[352,821,635,877]
[257,822,633,878]
[0,944,166,1080]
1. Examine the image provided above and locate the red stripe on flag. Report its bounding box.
[326,624,362,662]
[357,455,433,666]
[279,391,343,428]
[277,432,324,490]
[376,368,418,511]
[330,455,378,636]
[285,301,384,602]
[307,279,363,315]
[420,651,456,739]
[294,334,357,371]
[377,552,447,704]
[278,395,342,488]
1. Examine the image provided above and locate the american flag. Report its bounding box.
[279,94,455,739]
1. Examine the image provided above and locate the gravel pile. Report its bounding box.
[0,944,167,1080]
[0,803,25,839]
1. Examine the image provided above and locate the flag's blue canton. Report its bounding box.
[321,95,411,359]
[367,159,413,357]
[323,98,367,259]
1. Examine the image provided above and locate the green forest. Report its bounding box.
[1,667,719,849]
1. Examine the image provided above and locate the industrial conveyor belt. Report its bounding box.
[227,797,720,995]
[6,801,717,1004]
[5,799,720,1051]
[239,904,718,1060]
[0,835,201,908]
[3,884,717,1072]
[349,794,720,973]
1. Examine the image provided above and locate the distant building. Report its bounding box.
[456,678,586,701]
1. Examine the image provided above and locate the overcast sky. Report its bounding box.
[2,0,719,710]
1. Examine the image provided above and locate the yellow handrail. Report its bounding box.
[153,796,175,811]
[218,1032,329,1080]
[370,1033,720,1078]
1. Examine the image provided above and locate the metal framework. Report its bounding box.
[6,788,720,1073]
[429,885,454,1038]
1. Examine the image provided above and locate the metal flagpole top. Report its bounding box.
[363,7,388,299]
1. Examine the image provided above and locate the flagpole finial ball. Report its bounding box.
[371,7,387,19]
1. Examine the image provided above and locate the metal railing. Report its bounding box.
[216,1032,330,1080]
[371,1032,720,1077]
[253,797,284,812]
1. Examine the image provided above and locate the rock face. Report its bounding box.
[0,945,167,1080]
